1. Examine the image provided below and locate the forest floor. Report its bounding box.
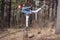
[0,21,60,40]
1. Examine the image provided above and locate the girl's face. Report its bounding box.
[18,4,23,9]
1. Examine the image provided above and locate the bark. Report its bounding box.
[6,0,11,27]
[1,0,5,19]
[0,0,5,28]
[55,0,60,34]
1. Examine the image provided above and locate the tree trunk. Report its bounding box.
[6,0,11,27]
[55,0,60,34]
[1,0,5,19]
[0,0,5,29]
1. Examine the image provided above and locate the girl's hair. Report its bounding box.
[19,4,23,7]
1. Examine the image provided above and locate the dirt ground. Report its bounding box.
[0,21,60,40]
[0,28,60,40]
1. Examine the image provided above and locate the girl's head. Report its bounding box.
[18,4,23,9]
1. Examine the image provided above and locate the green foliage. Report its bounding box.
[20,0,25,4]
[39,2,44,7]
[11,0,16,2]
